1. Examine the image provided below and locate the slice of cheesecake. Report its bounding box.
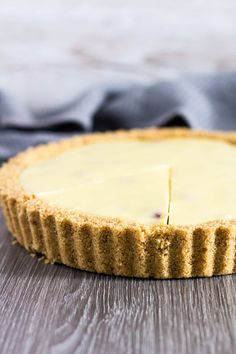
[24,166,171,225]
[20,140,171,225]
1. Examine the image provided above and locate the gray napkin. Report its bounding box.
[1,72,236,162]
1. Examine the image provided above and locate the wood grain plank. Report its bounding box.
[0,211,236,354]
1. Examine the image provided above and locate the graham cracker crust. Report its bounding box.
[1,128,236,279]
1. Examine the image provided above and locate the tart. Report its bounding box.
[1,128,236,279]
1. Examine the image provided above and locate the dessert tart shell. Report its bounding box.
[1,128,236,279]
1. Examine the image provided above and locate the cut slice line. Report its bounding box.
[167,167,172,225]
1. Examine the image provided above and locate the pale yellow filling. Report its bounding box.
[20,138,236,225]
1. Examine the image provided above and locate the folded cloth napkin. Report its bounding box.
[1,72,236,162]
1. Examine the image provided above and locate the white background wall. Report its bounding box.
[0,0,236,108]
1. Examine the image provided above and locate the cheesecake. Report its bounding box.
[1,128,236,278]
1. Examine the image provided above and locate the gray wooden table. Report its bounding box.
[0,210,236,354]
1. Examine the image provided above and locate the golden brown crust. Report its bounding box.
[1,127,236,278]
